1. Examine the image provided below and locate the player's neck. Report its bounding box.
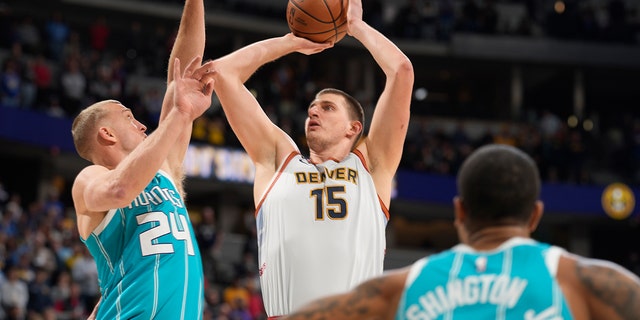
[466,226,531,251]
[308,147,350,164]
[95,152,120,170]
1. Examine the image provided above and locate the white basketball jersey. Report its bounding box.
[256,151,389,317]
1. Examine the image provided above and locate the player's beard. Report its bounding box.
[305,131,331,153]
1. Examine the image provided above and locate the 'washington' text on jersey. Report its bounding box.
[405,274,528,320]
[295,167,358,185]
[396,238,574,320]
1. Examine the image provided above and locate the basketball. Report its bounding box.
[286,0,347,44]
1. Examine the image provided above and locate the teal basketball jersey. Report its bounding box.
[82,170,204,320]
[396,237,573,320]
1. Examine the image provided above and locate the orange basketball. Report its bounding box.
[286,0,347,44]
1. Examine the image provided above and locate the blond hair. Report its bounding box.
[71,100,120,162]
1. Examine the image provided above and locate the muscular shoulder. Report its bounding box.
[72,165,109,206]
[72,165,111,239]
[558,252,640,319]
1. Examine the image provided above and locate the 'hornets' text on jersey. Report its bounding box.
[82,170,204,320]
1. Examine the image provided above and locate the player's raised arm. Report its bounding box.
[160,0,207,183]
[210,35,331,169]
[347,0,414,207]
[166,0,206,85]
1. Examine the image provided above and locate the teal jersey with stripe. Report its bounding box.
[396,238,573,320]
[82,170,204,320]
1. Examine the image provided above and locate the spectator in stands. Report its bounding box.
[44,11,70,61]
[59,57,86,116]
[69,246,98,316]
[204,285,227,320]
[223,276,250,311]
[30,231,57,273]
[196,206,223,283]
[493,123,517,146]
[31,53,53,109]
[54,282,86,320]
[26,267,55,320]
[229,297,252,320]
[50,270,72,307]
[393,0,425,39]
[207,116,227,146]
[89,17,109,53]
[14,16,41,54]
[141,86,163,128]
[539,109,562,139]
[0,264,28,320]
[246,277,266,319]
[0,58,22,108]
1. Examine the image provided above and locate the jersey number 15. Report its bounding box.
[311,186,348,220]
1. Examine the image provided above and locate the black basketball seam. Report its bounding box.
[323,0,345,42]
[288,0,342,24]
[288,0,346,42]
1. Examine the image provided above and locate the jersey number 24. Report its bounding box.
[137,211,196,256]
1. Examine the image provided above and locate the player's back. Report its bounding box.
[82,170,204,320]
[256,152,389,316]
[396,237,574,320]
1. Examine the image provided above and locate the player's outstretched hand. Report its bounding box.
[170,56,215,120]
[284,33,333,55]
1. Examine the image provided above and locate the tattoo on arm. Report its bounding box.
[576,259,640,319]
[286,277,388,320]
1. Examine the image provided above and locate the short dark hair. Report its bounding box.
[316,88,365,144]
[457,144,540,228]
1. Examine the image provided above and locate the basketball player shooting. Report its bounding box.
[208,0,414,317]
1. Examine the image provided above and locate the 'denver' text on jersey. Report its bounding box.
[294,166,358,185]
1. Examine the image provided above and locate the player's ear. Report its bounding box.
[98,127,117,145]
[348,120,362,137]
[453,196,466,227]
[527,200,544,232]
[453,196,469,243]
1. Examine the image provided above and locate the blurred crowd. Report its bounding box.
[0,1,640,318]
[0,178,267,320]
[2,1,640,186]
[155,0,640,44]
[385,0,640,43]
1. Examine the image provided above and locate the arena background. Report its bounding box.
[0,0,639,318]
